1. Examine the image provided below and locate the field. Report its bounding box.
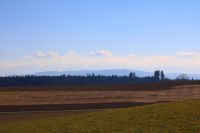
[0,99,200,133]
[1,82,200,132]
[0,84,200,111]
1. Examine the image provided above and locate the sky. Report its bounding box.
[0,0,200,75]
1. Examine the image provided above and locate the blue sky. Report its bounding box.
[1,0,200,75]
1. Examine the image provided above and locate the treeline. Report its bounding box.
[0,70,166,86]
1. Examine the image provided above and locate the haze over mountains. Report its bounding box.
[36,69,200,79]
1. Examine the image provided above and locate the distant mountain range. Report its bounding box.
[35,69,200,79]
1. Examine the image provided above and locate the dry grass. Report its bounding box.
[1,99,200,133]
[0,85,200,106]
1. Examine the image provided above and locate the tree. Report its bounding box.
[0,70,164,86]
[154,70,160,81]
[129,72,136,78]
[176,74,189,80]
[160,71,165,81]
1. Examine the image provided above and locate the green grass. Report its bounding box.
[1,100,200,133]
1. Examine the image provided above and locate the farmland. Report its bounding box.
[0,83,200,111]
[0,99,200,133]
[0,82,200,132]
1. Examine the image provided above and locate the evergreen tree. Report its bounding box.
[129,72,136,78]
[154,70,160,81]
[0,70,167,86]
[160,71,165,81]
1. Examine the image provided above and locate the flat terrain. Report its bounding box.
[0,110,100,124]
[0,84,200,111]
[1,85,200,105]
[0,99,200,133]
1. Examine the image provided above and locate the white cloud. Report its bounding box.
[34,51,47,58]
[90,50,113,57]
[176,51,200,58]
[66,50,76,55]
[47,51,59,57]
[1,50,200,75]
[128,54,139,58]
[34,51,58,58]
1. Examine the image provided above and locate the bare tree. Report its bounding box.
[176,74,189,80]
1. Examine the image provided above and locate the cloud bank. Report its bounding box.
[1,50,200,75]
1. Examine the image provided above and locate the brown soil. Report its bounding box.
[0,84,200,112]
[0,85,200,106]
[0,102,150,112]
